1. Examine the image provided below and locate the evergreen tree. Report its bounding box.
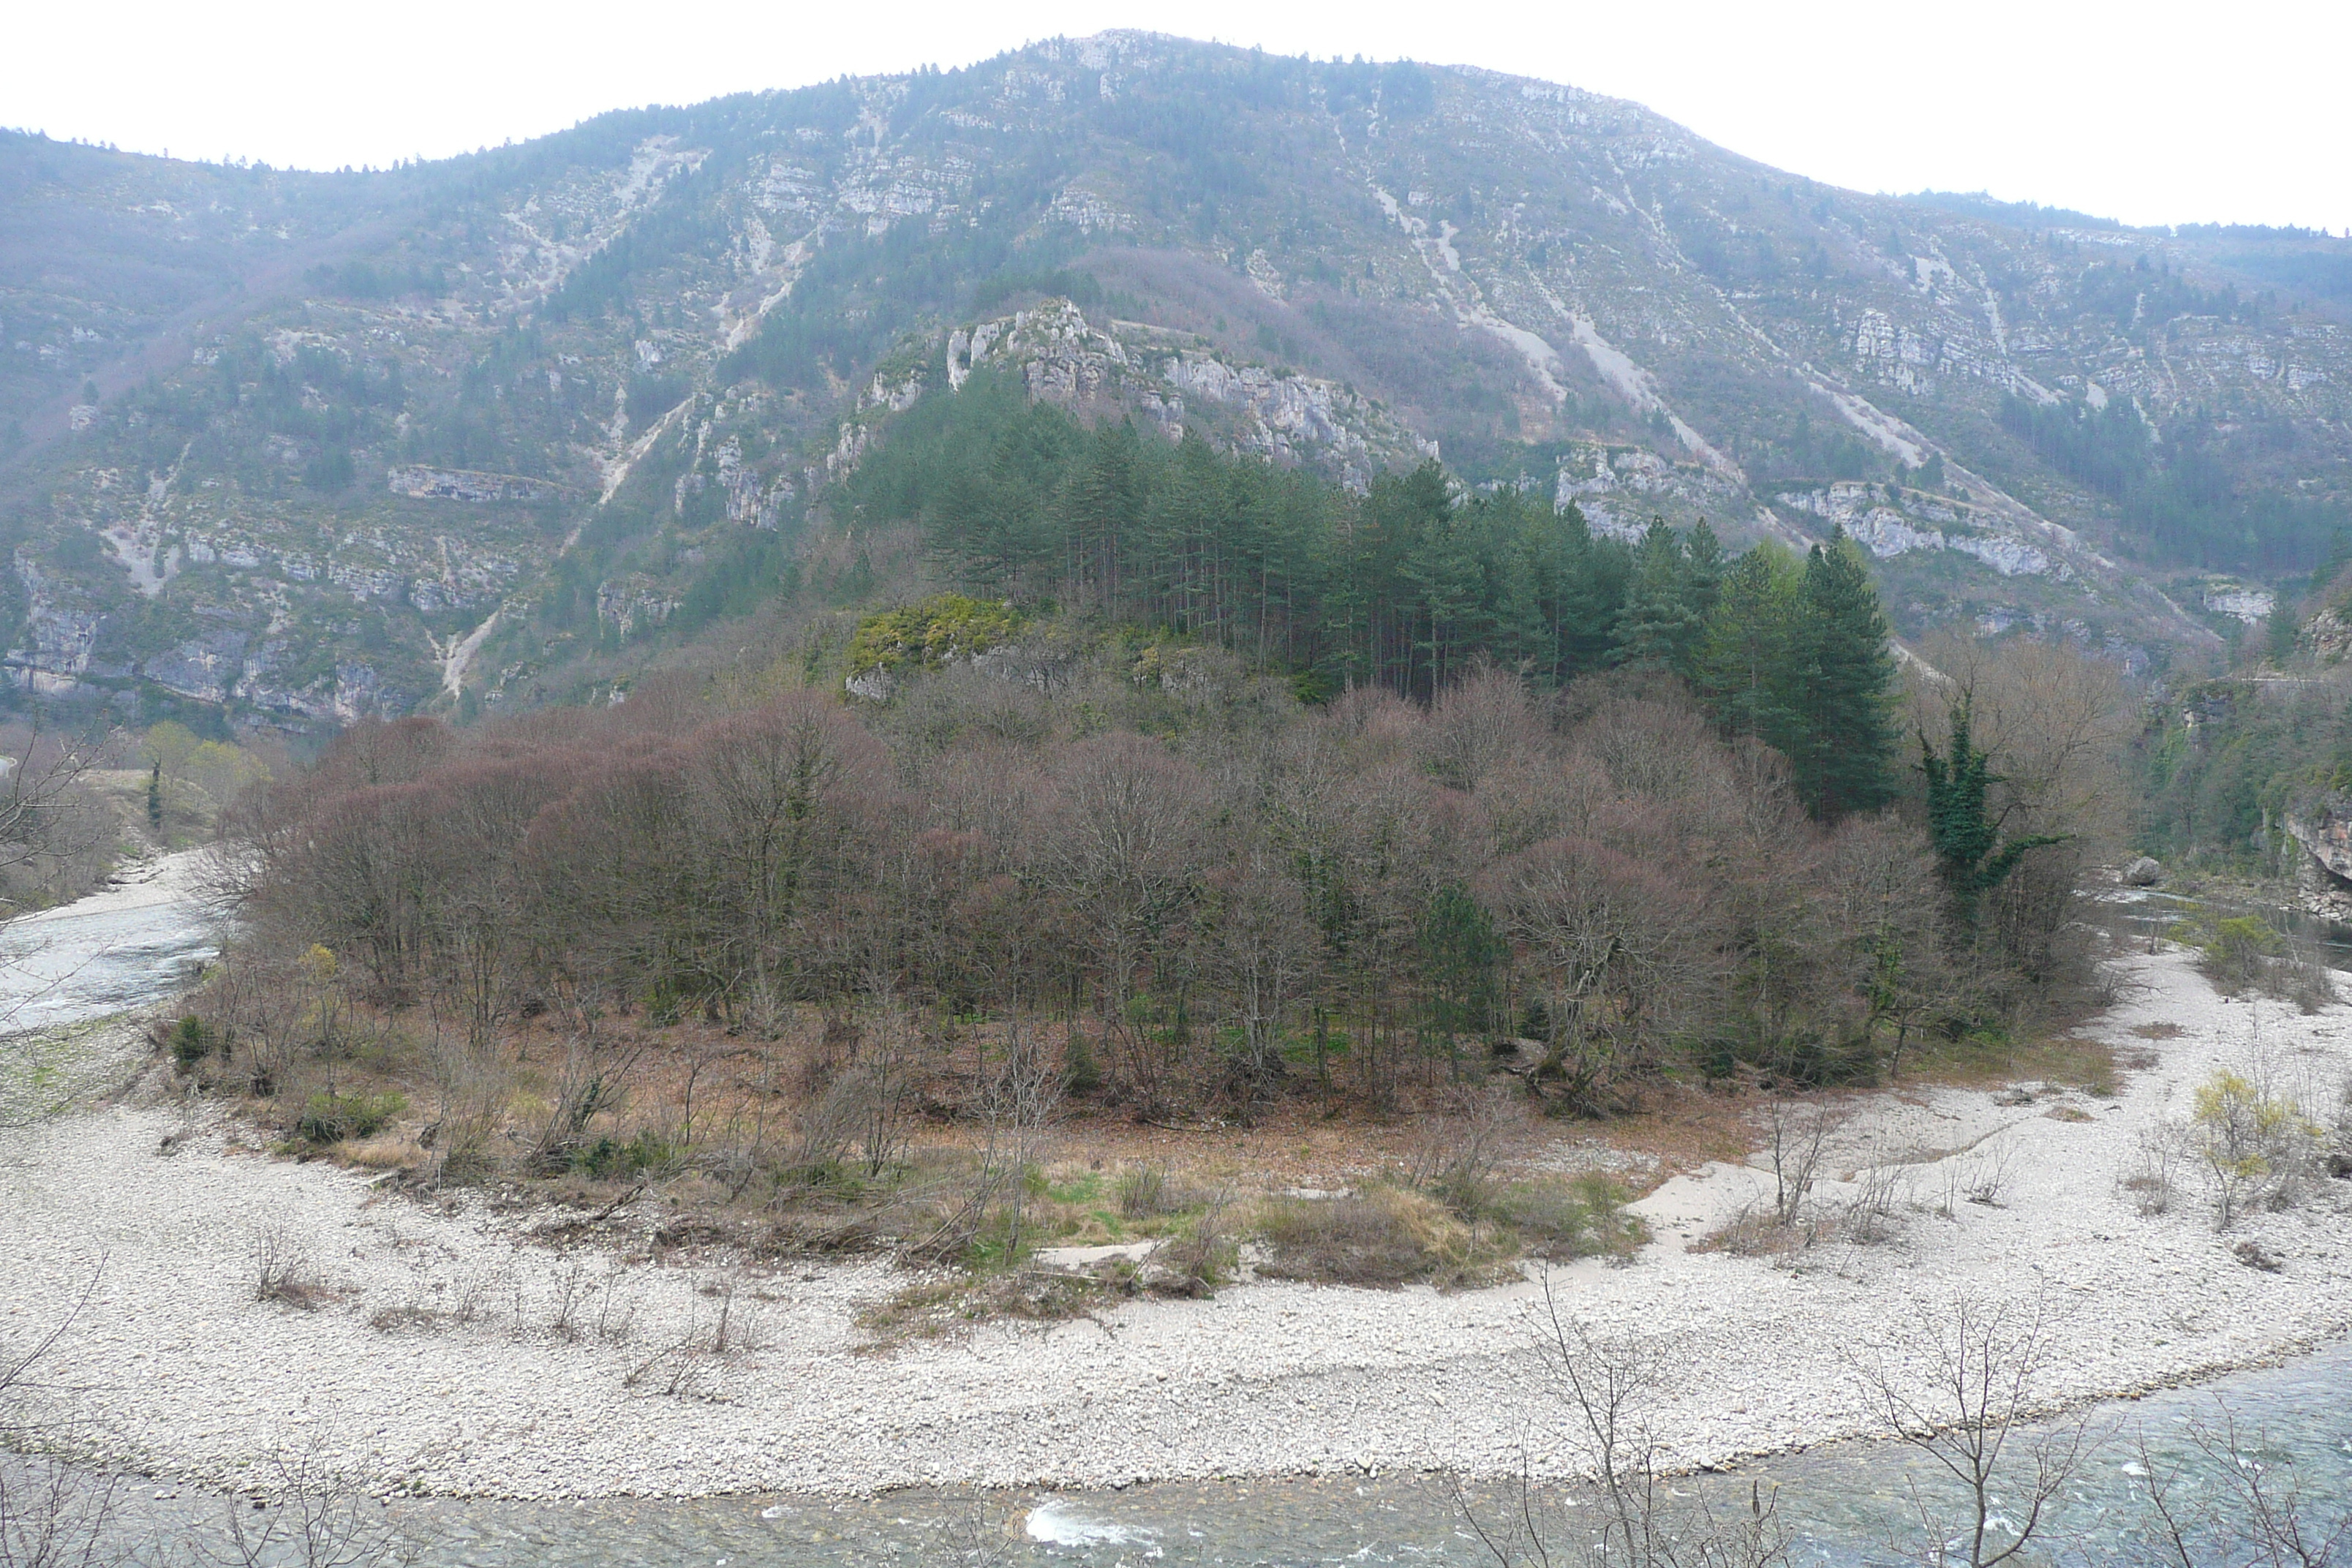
[1919,696,2065,894]
[1419,882,1503,1072]
[2265,600,2299,668]
[1615,519,1700,672]
[1062,422,1143,607]
[1682,517,1725,628]
[1693,543,1802,748]
[1788,529,1898,819]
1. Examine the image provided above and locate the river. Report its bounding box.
[1,862,2345,1564]
[0,849,220,1033]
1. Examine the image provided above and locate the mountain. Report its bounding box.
[4,31,2349,725]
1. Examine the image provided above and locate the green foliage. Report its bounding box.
[295,1090,407,1145]
[1613,518,1708,672]
[1490,1174,1646,1262]
[2171,911,2286,994]
[304,258,447,299]
[1062,1033,1104,1096]
[1919,697,2066,894]
[842,380,1648,698]
[1693,543,1803,744]
[1694,531,1898,819]
[570,1128,678,1180]
[2135,681,2352,863]
[1786,532,1900,818]
[1418,883,1504,1046]
[1999,393,2345,574]
[844,386,1901,808]
[848,593,1027,675]
[2190,1068,2323,1228]
[972,266,1103,314]
[170,1014,213,1066]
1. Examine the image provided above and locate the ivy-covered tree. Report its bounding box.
[1918,696,2065,896]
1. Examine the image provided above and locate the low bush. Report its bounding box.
[570,1128,676,1180]
[2189,1069,2325,1229]
[251,1226,328,1310]
[1150,1198,1237,1291]
[169,1014,214,1066]
[295,1090,407,1145]
[1115,1164,1172,1220]
[1493,1175,1646,1261]
[1061,1033,1104,1096]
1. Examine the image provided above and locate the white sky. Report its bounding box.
[7,0,2347,235]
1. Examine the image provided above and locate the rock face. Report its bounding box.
[2285,802,2352,883]
[945,299,1431,489]
[387,467,571,504]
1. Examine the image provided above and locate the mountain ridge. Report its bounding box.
[3,31,2347,723]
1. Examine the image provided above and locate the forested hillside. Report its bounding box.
[4,34,2350,729]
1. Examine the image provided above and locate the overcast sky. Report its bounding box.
[7,0,2345,235]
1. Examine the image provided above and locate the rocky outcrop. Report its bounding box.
[388,467,572,504]
[944,299,1430,488]
[2285,797,2352,884]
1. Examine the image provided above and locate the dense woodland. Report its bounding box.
[215,524,2125,1139]
[848,377,1902,817]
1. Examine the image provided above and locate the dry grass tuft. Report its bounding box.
[251,1226,333,1311]
[342,1134,426,1171]
[1253,1186,1491,1289]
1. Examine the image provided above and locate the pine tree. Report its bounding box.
[1614,519,1700,672]
[1789,529,1898,819]
[1919,696,2065,894]
[2266,600,2299,668]
[1682,517,1725,628]
[1694,543,1802,747]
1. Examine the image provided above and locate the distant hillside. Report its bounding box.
[4,33,2349,723]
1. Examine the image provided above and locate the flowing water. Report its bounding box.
[4,865,2347,1564]
[0,850,219,1033]
[68,1346,2352,1567]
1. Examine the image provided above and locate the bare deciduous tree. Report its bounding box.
[2127,1407,2352,1568]
[1850,1296,2092,1568]
[1455,1275,1788,1568]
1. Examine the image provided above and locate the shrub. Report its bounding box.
[1149,1196,1238,1292]
[1115,1164,1171,1220]
[251,1226,326,1310]
[847,594,1025,676]
[570,1128,676,1180]
[1494,1175,1646,1261]
[170,1014,212,1066]
[1063,1033,1104,1096]
[2190,1069,2323,1229]
[295,1091,407,1145]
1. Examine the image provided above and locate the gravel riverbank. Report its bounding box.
[4,946,2348,1500]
